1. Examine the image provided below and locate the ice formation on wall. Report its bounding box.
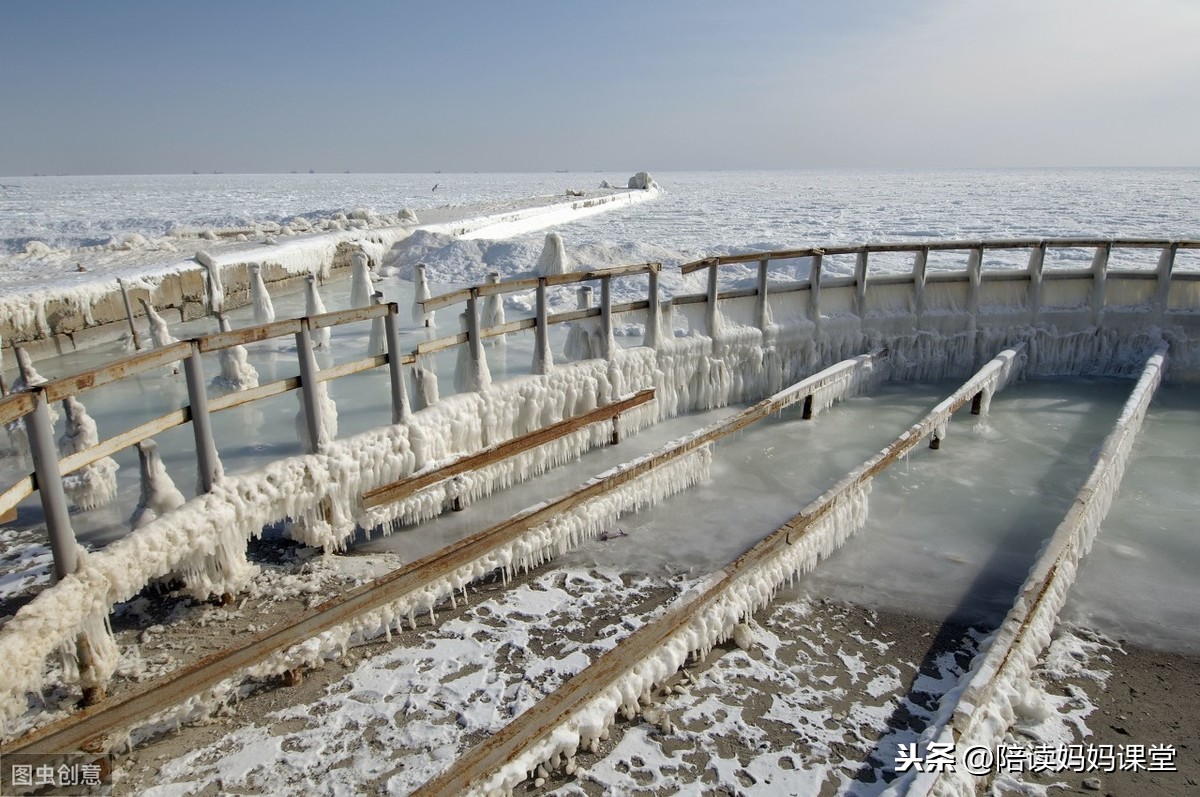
[3,347,54,460]
[536,232,571,277]
[304,275,330,349]
[249,265,275,326]
[129,439,186,530]
[57,396,119,510]
[628,171,658,190]
[349,251,374,309]
[209,316,259,393]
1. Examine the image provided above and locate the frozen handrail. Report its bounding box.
[679,237,1200,272]
[901,342,1168,797]
[412,345,1024,797]
[420,262,662,312]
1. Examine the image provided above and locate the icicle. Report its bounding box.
[305,275,330,349]
[196,250,224,313]
[249,265,275,325]
[350,251,373,309]
[138,298,179,349]
[210,316,260,393]
[412,263,434,327]
[58,396,119,510]
[130,439,186,529]
[412,365,439,410]
[367,291,386,357]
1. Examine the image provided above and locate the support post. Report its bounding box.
[384,302,411,424]
[929,433,942,450]
[610,415,621,445]
[295,319,324,454]
[1028,242,1046,321]
[808,253,823,328]
[27,388,77,581]
[854,249,869,317]
[801,394,814,420]
[600,275,614,360]
[577,286,593,310]
[533,278,552,375]
[645,268,662,349]
[182,340,221,493]
[705,262,720,337]
[755,257,771,332]
[970,392,983,416]
[466,288,487,389]
[966,246,983,317]
[1091,242,1110,325]
[912,247,928,318]
[1155,242,1178,313]
[117,278,143,351]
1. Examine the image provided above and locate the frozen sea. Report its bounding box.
[2,168,1199,652]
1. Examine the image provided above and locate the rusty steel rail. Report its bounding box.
[413,345,1023,797]
[0,355,875,756]
[362,389,656,510]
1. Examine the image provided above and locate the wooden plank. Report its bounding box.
[41,342,191,403]
[208,377,301,414]
[317,354,389,384]
[309,303,391,330]
[0,391,35,427]
[412,346,1021,797]
[58,409,191,478]
[362,389,657,510]
[199,320,302,353]
[0,476,35,520]
[415,331,469,356]
[481,317,537,340]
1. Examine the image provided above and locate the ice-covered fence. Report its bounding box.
[896,342,1168,797]
[417,261,663,385]
[679,237,1200,379]
[0,303,406,583]
[413,345,1025,797]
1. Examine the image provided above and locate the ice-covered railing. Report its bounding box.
[418,261,664,386]
[894,342,1168,797]
[680,238,1199,328]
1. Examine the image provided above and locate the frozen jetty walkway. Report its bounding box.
[0,183,659,362]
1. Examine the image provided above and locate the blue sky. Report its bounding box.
[2,0,1197,174]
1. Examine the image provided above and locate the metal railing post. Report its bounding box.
[705,262,720,337]
[182,340,221,492]
[384,302,412,424]
[1156,242,1178,314]
[645,268,662,349]
[912,247,928,319]
[295,318,325,454]
[966,246,983,317]
[117,278,143,351]
[600,275,615,359]
[755,258,771,332]
[533,277,553,375]
[1090,243,1110,325]
[466,288,489,390]
[808,253,823,333]
[854,250,869,317]
[27,388,77,581]
[1028,241,1046,321]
